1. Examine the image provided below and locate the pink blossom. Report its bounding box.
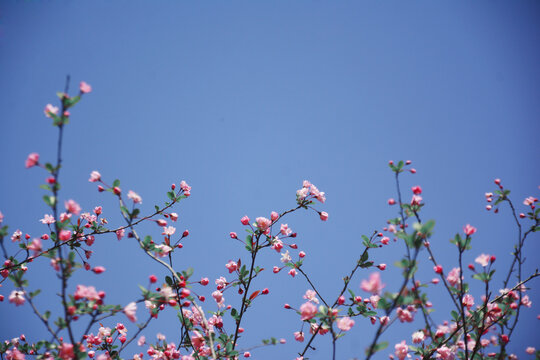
[526,347,536,355]
[288,269,297,277]
[411,194,422,205]
[336,317,355,331]
[300,302,317,320]
[475,254,490,267]
[281,250,292,263]
[124,302,137,322]
[319,211,329,221]
[463,224,477,236]
[523,196,537,206]
[280,223,292,236]
[412,331,425,344]
[74,285,100,301]
[5,347,25,360]
[462,294,474,309]
[89,171,101,182]
[80,81,92,94]
[116,228,125,240]
[397,307,414,323]
[39,214,55,225]
[271,211,279,221]
[60,212,72,222]
[162,226,176,236]
[59,230,72,242]
[215,276,227,289]
[212,290,225,307]
[294,331,305,342]
[256,217,271,231]
[446,268,461,287]
[170,212,179,221]
[360,272,385,295]
[225,260,238,273]
[436,345,456,360]
[25,153,39,168]
[128,190,142,204]
[394,341,409,360]
[59,343,74,360]
[64,199,81,215]
[154,244,172,257]
[27,238,42,256]
[0,211,3,224]
[9,290,25,306]
[44,104,59,118]
[303,290,319,304]
[137,335,146,346]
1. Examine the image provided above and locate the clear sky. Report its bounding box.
[1,1,539,359]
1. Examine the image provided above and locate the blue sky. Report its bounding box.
[1,1,539,359]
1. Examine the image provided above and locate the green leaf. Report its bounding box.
[167,191,176,201]
[165,276,173,286]
[43,195,56,207]
[112,179,121,188]
[184,267,194,279]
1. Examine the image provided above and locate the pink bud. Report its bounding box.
[98,185,104,192]
[230,232,238,239]
[200,277,209,286]
[182,230,189,237]
[299,251,306,258]
[387,198,396,205]
[262,288,269,295]
[377,264,387,270]
[410,168,417,174]
[434,265,443,274]
[337,296,345,305]
[149,275,157,283]
[406,160,412,165]
[284,303,291,309]
[92,266,106,274]
[113,187,121,195]
[319,211,329,221]
[273,266,281,273]
[241,216,250,225]
[271,211,279,221]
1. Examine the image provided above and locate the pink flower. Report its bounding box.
[225,260,238,273]
[25,153,39,168]
[412,331,425,344]
[436,345,456,360]
[271,211,279,221]
[65,199,81,215]
[5,347,25,360]
[280,223,292,236]
[360,272,385,295]
[59,230,72,242]
[240,216,250,225]
[475,253,490,267]
[59,343,74,360]
[288,268,297,277]
[523,196,537,206]
[124,302,137,322]
[170,212,179,221]
[397,307,415,323]
[44,104,59,118]
[40,214,55,225]
[80,81,92,94]
[303,290,319,304]
[411,186,422,195]
[162,226,176,236]
[116,229,125,240]
[463,224,477,236]
[127,190,142,204]
[27,238,42,256]
[137,335,146,346]
[462,294,474,309]
[11,229,22,242]
[89,171,101,182]
[526,347,536,355]
[446,268,462,287]
[256,217,271,231]
[294,331,305,342]
[0,211,3,224]
[319,211,329,221]
[394,341,409,360]
[336,317,355,331]
[300,302,317,320]
[9,290,25,306]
